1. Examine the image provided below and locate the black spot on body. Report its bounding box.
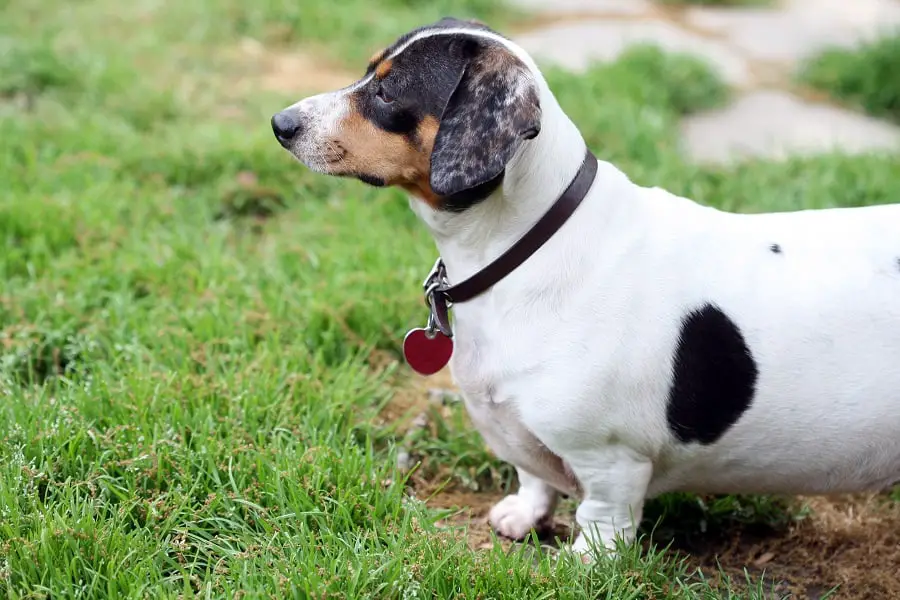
[769,243,782,254]
[666,303,758,445]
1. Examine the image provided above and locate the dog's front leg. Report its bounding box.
[460,390,574,541]
[565,446,653,558]
[488,467,559,540]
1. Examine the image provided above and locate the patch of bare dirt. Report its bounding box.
[672,494,900,599]
[385,371,900,599]
[215,170,286,223]
[230,38,357,96]
[377,366,457,427]
[431,488,508,550]
[429,487,576,554]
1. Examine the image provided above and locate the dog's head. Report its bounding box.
[271,18,542,212]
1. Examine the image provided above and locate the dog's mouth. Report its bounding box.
[288,140,382,186]
[286,139,348,174]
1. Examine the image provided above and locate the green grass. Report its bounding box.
[798,30,900,124]
[1,0,899,597]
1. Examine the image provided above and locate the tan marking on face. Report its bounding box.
[336,106,441,208]
[368,48,386,67]
[399,116,440,206]
[375,59,393,80]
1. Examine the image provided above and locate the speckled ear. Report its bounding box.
[429,44,541,199]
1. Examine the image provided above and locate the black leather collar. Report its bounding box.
[422,147,598,337]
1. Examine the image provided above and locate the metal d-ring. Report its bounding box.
[424,310,438,339]
[423,279,442,306]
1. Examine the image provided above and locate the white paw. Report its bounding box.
[571,533,593,555]
[488,494,550,541]
[571,533,618,564]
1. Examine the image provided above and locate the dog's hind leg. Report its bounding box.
[488,468,559,540]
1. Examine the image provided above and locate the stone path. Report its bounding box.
[509,0,900,163]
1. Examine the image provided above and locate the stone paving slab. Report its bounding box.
[686,0,900,64]
[787,0,900,29]
[680,90,900,164]
[510,0,653,15]
[513,20,752,85]
[508,0,900,163]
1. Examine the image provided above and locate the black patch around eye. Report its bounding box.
[376,86,394,104]
[356,35,474,139]
[666,303,758,446]
[354,85,419,135]
[770,243,782,254]
[379,106,419,135]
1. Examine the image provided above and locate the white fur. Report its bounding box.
[283,27,900,558]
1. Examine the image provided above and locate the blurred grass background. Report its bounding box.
[1,0,899,597]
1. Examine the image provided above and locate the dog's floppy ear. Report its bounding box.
[429,42,542,198]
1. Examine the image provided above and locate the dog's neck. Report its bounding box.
[410,89,587,286]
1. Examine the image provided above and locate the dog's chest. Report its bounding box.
[449,324,505,416]
[448,303,546,402]
[450,322,537,439]
[446,313,584,494]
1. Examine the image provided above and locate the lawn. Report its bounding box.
[798,29,900,124]
[2,0,900,598]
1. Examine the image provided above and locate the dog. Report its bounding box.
[271,17,900,557]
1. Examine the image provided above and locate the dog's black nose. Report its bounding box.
[271,112,301,146]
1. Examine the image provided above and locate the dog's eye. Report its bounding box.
[376,85,394,104]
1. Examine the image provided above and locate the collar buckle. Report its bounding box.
[422,258,449,295]
[421,258,453,338]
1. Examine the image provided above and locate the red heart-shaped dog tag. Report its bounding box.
[403,328,453,376]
